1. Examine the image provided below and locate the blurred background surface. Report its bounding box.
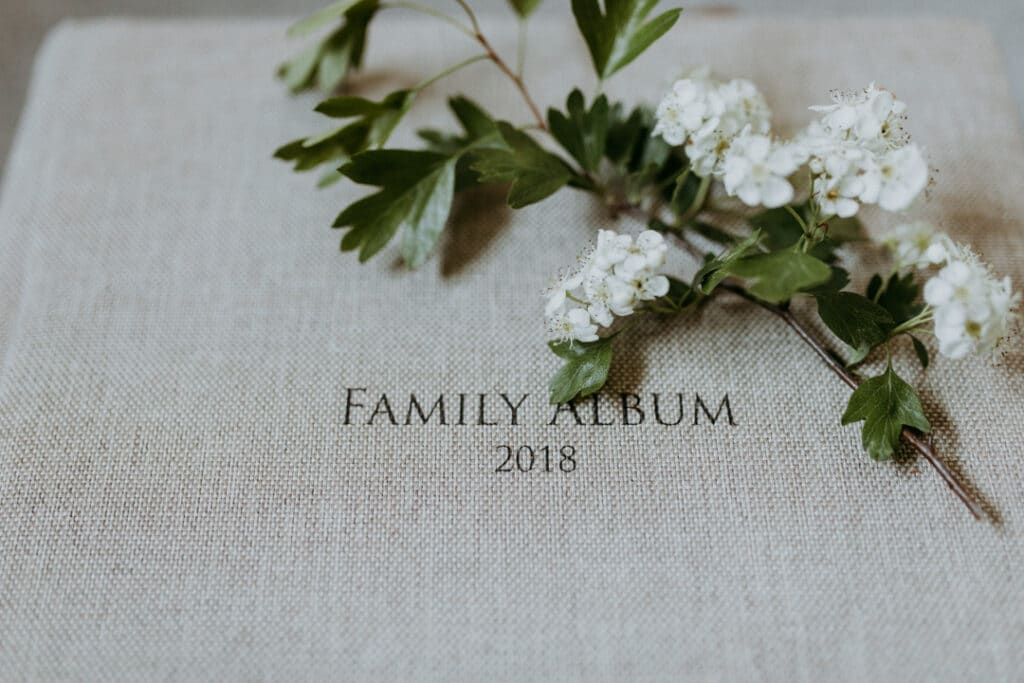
[2,0,1023,181]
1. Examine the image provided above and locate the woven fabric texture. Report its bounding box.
[1,15,1023,682]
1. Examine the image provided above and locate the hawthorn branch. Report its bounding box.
[455,0,547,130]
[475,31,547,130]
[717,282,986,521]
[612,193,986,520]
[576,132,985,520]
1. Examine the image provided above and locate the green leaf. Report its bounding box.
[449,96,501,141]
[278,41,325,92]
[814,291,895,364]
[603,104,680,204]
[317,169,344,188]
[334,150,456,267]
[418,97,501,153]
[824,214,865,244]
[841,363,931,461]
[316,90,414,145]
[687,222,734,245]
[287,0,359,37]
[910,335,930,369]
[278,0,379,93]
[470,122,572,208]
[419,96,504,191]
[692,230,762,295]
[274,90,413,174]
[274,133,352,172]
[548,89,609,173]
[325,97,501,266]
[725,249,832,304]
[669,169,703,216]
[806,265,851,294]
[572,0,682,79]
[749,205,836,262]
[751,206,804,249]
[605,104,651,165]
[508,0,543,17]
[548,338,613,404]
[867,271,923,325]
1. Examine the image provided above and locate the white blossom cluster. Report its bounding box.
[652,68,771,178]
[721,132,805,209]
[654,74,929,215]
[884,222,1019,359]
[881,221,951,270]
[545,230,670,344]
[802,83,928,217]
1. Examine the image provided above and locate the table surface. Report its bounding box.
[1,0,1023,183]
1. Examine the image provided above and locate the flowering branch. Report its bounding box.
[717,282,986,520]
[566,188,991,519]
[274,1,1016,521]
[455,1,547,131]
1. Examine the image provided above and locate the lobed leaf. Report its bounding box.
[814,291,895,364]
[419,96,505,191]
[334,150,457,267]
[841,363,931,461]
[548,89,610,173]
[866,271,923,325]
[287,0,360,37]
[327,98,503,267]
[749,205,832,262]
[824,214,866,244]
[470,122,573,208]
[274,90,414,174]
[724,248,832,304]
[806,265,851,294]
[548,338,614,404]
[572,0,682,79]
[605,104,654,166]
[278,0,379,93]
[692,230,762,295]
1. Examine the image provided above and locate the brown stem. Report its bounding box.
[718,282,985,521]
[455,0,547,130]
[597,186,986,520]
[476,31,547,130]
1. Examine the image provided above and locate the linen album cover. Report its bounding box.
[1,12,1023,681]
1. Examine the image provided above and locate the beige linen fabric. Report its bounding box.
[2,14,1024,681]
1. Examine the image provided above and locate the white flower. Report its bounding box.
[640,274,670,299]
[636,230,669,269]
[545,230,672,342]
[653,73,718,146]
[543,269,583,316]
[804,84,927,217]
[721,131,806,208]
[592,229,632,270]
[546,307,599,344]
[587,302,614,327]
[808,83,909,153]
[582,268,620,322]
[881,221,952,269]
[862,144,929,212]
[803,141,868,217]
[607,275,640,316]
[685,130,734,177]
[654,69,771,177]
[616,230,668,278]
[923,255,1019,359]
